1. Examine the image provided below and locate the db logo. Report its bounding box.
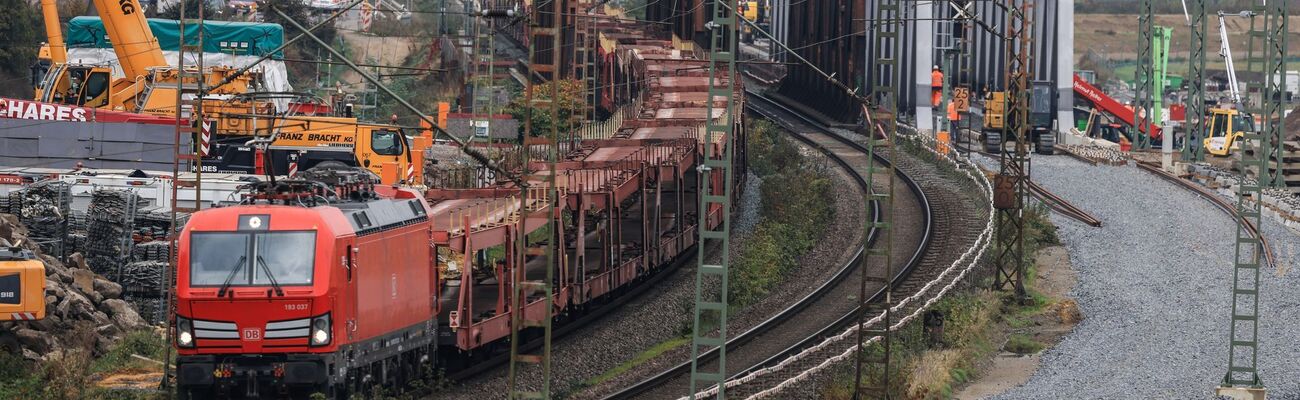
[242,327,263,341]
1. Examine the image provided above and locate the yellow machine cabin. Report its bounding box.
[1203,108,1255,157]
[0,242,45,322]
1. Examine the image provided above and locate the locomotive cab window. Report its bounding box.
[371,129,403,156]
[190,231,317,287]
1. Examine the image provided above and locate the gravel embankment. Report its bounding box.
[984,154,1300,399]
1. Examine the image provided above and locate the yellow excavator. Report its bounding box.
[31,0,420,181]
[1203,108,1254,157]
[0,241,44,319]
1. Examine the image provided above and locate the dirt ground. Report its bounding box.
[336,30,416,87]
[953,245,1079,399]
[1074,14,1300,63]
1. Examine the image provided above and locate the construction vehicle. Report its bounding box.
[1201,12,1258,157]
[980,81,1056,155]
[28,0,419,180]
[0,240,43,354]
[1204,108,1255,156]
[739,1,764,43]
[0,240,45,323]
[1072,74,1163,143]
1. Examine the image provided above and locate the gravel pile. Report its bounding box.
[988,155,1300,399]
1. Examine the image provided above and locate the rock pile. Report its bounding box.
[0,214,148,361]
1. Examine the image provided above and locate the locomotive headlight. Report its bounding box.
[310,313,331,346]
[176,317,195,348]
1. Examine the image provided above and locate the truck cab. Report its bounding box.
[204,118,415,182]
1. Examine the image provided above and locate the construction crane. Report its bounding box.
[28,0,420,181]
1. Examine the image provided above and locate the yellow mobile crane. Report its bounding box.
[29,0,419,180]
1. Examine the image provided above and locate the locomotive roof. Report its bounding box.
[334,197,428,235]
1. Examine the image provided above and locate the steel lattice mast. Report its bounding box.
[993,0,1029,299]
[1183,0,1208,161]
[687,0,738,396]
[1260,2,1288,188]
[1133,0,1155,150]
[471,0,496,144]
[853,1,900,396]
[1217,1,1287,397]
[507,0,562,396]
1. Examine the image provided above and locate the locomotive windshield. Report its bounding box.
[190,231,317,287]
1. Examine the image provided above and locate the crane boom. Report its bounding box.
[1218,12,1243,106]
[40,0,66,64]
[91,0,167,80]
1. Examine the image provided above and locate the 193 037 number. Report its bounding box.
[284,303,308,311]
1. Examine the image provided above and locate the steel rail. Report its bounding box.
[603,90,934,399]
[1134,161,1276,270]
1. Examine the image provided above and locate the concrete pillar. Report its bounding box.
[1056,0,1075,132]
[914,1,934,132]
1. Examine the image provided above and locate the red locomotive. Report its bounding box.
[174,176,437,399]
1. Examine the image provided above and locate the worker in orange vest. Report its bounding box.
[947,100,961,136]
[931,65,944,107]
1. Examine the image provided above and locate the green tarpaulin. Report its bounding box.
[65,16,284,58]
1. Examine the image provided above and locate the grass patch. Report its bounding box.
[0,329,168,399]
[90,330,167,375]
[727,119,836,307]
[1004,334,1044,355]
[580,336,691,389]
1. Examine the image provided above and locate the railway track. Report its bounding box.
[604,92,994,399]
[599,91,925,399]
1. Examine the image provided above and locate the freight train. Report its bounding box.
[172,17,743,398]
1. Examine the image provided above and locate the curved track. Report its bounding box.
[602,92,937,399]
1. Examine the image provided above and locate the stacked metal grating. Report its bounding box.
[85,189,141,281]
[17,181,72,258]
